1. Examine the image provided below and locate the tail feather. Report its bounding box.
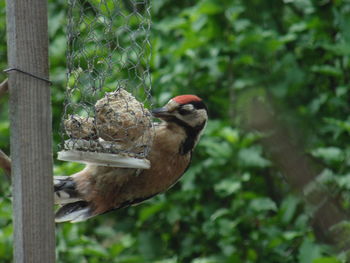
[54,176,82,205]
[55,201,93,223]
[54,176,95,222]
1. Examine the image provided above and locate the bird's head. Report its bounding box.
[152,95,208,154]
[152,95,208,128]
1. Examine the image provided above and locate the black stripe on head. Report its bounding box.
[190,100,208,111]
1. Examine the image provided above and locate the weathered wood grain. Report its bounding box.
[6,0,55,261]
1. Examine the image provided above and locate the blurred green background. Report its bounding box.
[1,0,350,262]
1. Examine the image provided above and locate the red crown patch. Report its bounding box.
[172,95,202,104]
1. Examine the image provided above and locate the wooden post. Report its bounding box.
[6,0,55,262]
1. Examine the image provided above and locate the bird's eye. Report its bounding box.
[178,108,192,115]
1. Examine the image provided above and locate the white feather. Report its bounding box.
[55,207,90,223]
[54,191,82,204]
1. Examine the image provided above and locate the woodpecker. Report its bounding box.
[54,95,208,222]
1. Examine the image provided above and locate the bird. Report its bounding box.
[54,94,208,222]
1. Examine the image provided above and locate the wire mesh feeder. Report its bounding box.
[57,0,153,169]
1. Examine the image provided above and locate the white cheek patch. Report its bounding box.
[192,110,208,146]
[193,109,208,126]
[198,109,208,120]
[175,112,183,120]
[176,108,208,128]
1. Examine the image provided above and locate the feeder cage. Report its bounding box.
[58,0,153,169]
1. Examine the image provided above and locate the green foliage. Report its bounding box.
[1,0,350,262]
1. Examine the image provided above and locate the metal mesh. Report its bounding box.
[61,0,153,161]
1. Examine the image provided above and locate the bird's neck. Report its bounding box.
[165,120,206,155]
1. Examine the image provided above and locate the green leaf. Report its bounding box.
[250,198,277,212]
[198,0,223,15]
[298,238,322,263]
[322,43,350,56]
[155,258,178,263]
[238,147,271,168]
[138,202,166,223]
[311,147,344,162]
[313,257,341,263]
[214,180,241,197]
[192,256,222,263]
[336,174,350,189]
[218,127,240,144]
[311,65,342,77]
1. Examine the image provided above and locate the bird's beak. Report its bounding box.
[151,107,171,119]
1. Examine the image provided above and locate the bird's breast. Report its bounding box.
[118,124,191,202]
